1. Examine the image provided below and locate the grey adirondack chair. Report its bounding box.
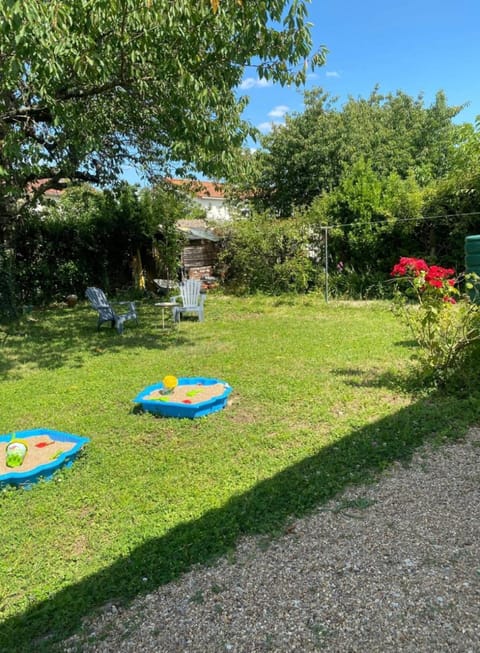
[85,287,138,334]
[170,279,205,323]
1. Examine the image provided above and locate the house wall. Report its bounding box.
[192,196,230,222]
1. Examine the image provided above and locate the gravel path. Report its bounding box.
[63,429,480,653]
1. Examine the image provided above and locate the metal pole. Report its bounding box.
[324,226,329,303]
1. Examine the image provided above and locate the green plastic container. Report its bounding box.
[5,440,28,468]
[465,235,480,303]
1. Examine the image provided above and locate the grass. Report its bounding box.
[0,292,479,652]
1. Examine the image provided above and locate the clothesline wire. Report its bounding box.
[320,211,480,230]
[319,211,480,302]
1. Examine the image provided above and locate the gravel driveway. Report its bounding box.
[62,429,480,653]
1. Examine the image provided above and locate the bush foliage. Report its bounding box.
[1,183,192,318]
[391,256,480,383]
[219,213,316,294]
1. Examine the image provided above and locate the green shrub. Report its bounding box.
[6,183,192,305]
[391,256,480,384]
[327,268,393,300]
[0,245,18,323]
[219,213,314,294]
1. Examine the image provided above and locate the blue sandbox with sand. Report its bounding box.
[133,376,232,418]
[0,428,90,489]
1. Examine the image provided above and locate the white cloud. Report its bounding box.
[258,122,273,132]
[239,77,272,90]
[326,71,340,78]
[257,121,284,133]
[268,105,289,119]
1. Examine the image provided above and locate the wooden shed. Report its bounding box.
[177,222,222,281]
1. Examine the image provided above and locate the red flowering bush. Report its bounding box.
[391,257,429,277]
[391,257,457,299]
[391,257,480,382]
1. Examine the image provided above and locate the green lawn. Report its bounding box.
[0,293,478,652]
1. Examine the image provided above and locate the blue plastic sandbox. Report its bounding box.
[133,377,232,418]
[0,428,90,489]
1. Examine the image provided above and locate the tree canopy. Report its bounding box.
[0,0,325,226]
[246,87,463,216]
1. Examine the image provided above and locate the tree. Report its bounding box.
[247,87,463,216]
[0,0,326,228]
[6,182,195,304]
[138,184,194,282]
[219,211,314,294]
[250,89,343,216]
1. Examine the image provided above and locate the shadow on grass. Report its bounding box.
[331,367,411,391]
[0,381,478,652]
[0,302,196,378]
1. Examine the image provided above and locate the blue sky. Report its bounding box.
[243,0,480,133]
[124,0,480,184]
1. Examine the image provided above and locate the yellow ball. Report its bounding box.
[163,375,178,390]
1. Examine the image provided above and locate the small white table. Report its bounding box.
[154,302,177,329]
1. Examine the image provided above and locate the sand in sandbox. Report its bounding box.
[145,382,227,404]
[0,435,76,475]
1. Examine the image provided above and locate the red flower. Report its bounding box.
[426,265,455,282]
[404,257,429,273]
[391,257,429,277]
[391,263,406,276]
[443,296,457,304]
[391,256,458,302]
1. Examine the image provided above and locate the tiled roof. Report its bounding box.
[27,179,66,197]
[167,178,225,200]
[196,181,225,199]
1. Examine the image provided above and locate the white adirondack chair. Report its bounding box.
[85,287,137,334]
[170,280,205,323]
